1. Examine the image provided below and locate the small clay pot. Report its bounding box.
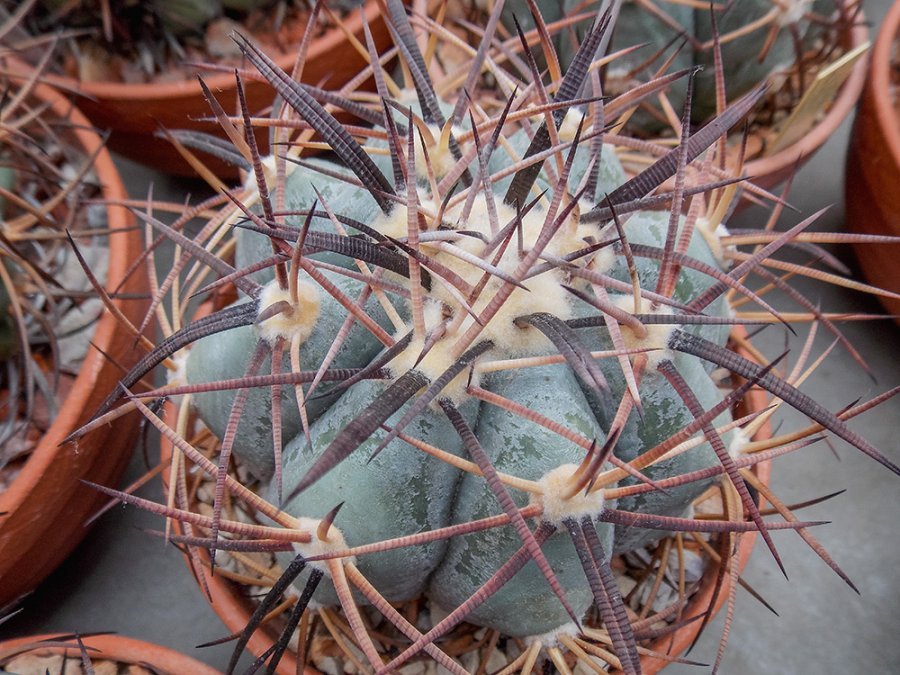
[743,10,868,195]
[0,633,222,675]
[35,1,391,179]
[0,67,148,608]
[627,379,771,675]
[844,1,900,318]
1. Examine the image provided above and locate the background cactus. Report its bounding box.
[80,1,899,672]
[513,0,861,134]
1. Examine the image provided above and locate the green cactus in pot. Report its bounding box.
[499,0,860,135]
[81,1,899,672]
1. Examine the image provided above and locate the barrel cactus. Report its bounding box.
[83,1,898,672]
[518,0,859,133]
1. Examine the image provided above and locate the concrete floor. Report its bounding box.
[1,1,898,672]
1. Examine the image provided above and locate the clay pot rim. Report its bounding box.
[867,0,900,168]
[36,1,383,104]
[0,633,222,675]
[0,68,131,512]
[634,378,771,674]
[744,10,869,183]
[159,331,771,675]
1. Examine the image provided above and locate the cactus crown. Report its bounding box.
[82,1,897,673]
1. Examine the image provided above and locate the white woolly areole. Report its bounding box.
[370,196,444,241]
[164,350,190,407]
[533,464,606,527]
[291,517,354,574]
[714,220,738,267]
[696,216,735,268]
[387,301,482,404]
[588,245,616,279]
[427,195,584,356]
[728,427,751,460]
[166,350,189,386]
[557,108,586,143]
[611,295,676,369]
[414,123,467,179]
[581,218,617,277]
[371,203,412,241]
[242,154,294,192]
[395,88,420,105]
[284,583,326,611]
[777,0,812,26]
[377,190,596,386]
[524,621,581,648]
[256,279,321,345]
[392,337,483,405]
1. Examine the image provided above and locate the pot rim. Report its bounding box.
[0,67,133,512]
[0,59,149,608]
[0,633,222,675]
[34,0,383,104]
[867,0,900,168]
[744,6,869,182]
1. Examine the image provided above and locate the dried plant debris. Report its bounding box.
[598,0,864,155]
[0,56,108,475]
[78,1,897,673]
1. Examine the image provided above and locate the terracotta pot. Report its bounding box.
[741,9,868,196]
[844,1,900,318]
[0,633,221,674]
[628,381,771,675]
[0,68,148,607]
[602,7,866,208]
[36,1,390,178]
[159,334,771,674]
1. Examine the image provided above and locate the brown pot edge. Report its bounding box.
[743,13,870,190]
[36,1,384,104]
[0,70,147,604]
[864,0,900,168]
[844,1,900,318]
[0,633,223,675]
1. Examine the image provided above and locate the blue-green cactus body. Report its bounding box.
[606,0,694,132]
[573,209,734,552]
[236,156,391,282]
[692,0,812,122]
[276,379,477,605]
[601,351,730,554]
[185,267,396,479]
[184,87,738,639]
[603,209,732,349]
[428,364,614,637]
[490,130,629,204]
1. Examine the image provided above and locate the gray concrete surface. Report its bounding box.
[1,1,898,672]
